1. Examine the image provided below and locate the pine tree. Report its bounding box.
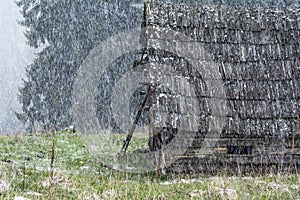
[16,0,142,132]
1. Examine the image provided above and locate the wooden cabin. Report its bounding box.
[137,2,300,173]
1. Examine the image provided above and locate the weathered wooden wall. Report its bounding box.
[144,2,300,173]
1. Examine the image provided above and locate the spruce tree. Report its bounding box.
[16,0,142,132]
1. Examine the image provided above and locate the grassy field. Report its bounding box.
[0,132,299,199]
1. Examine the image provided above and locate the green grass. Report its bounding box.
[0,133,299,199]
